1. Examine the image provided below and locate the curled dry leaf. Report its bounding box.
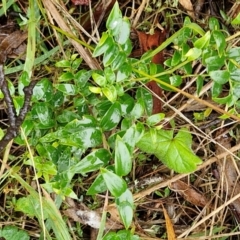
[0,30,27,64]
[170,180,209,207]
[178,0,195,19]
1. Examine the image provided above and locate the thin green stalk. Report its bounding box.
[97,191,108,240]
[24,0,38,78]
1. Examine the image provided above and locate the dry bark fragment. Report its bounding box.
[170,180,209,208]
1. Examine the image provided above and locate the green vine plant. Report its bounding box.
[3,1,240,239]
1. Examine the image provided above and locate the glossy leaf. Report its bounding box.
[64,117,97,132]
[55,59,71,68]
[137,128,202,173]
[108,130,125,150]
[60,127,102,148]
[233,83,240,98]
[89,86,102,94]
[19,71,30,87]
[209,17,220,30]
[117,201,133,229]
[230,69,240,82]
[101,168,127,197]
[209,70,229,84]
[115,136,132,176]
[103,44,118,66]
[55,83,77,95]
[130,101,144,120]
[119,94,135,115]
[39,132,58,143]
[104,67,115,84]
[194,31,210,49]
[227,47,240,62]
[204,55,225,71]
[32,78,53,102]
[171,50,181,66]
[169,75,182,87]
[116,62,132,82]
[212,30,226,57]
[181,43,190,61]
[92,72,107,87]
[93,32,112,57]
[72,57,82,70]
[56,110,79,123]
[106,1,122,31]
[100,102,122,131]
[58,72,74,82]
[86,174,107,195]
[102,85,118,102]
[96,100,112,117]
[111,51,127,70]
[71,149,111,175]
[122,123,144,152]
[50,90,65,107]
[31,103,55,128]
[116,189,134,208]
[182,62,192,74]
[7,79,15,95]
[115,84,124,96]
[136,88,152,116]
[146,113,165,126]
[120,38,133,56]
[211,82,222,98]
[74,69,91,88]
[185,48,202,61]
[114,17,131,45]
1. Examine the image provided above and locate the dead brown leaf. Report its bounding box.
[170,180,209,208]
[162,204,176,240]
[178,0,195,19]
[137,29,166,114]
[0,30,27,64]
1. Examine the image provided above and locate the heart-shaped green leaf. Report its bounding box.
[137,128,202,173]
